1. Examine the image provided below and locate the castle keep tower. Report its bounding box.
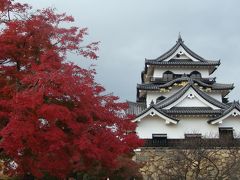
[128,35,240,142]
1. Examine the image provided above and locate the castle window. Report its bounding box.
[219,127,233,139]
[152,134,168,147]
[190,71,201,78]
[163,71,174,80]
[156,96,166,103]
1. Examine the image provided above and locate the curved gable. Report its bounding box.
[133,107,179,124]
[165,87,220,109]
[155,83,228,110]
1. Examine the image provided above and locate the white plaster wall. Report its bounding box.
[146,87,180,107]
[153,67,210,78]
[136,115,240,139]
[175,96,209,107]
[146,92,161,107]
[136,116,219,139]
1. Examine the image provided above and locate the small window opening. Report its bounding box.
[152,134,168,147]
[219,127,233,139]
[163,71,174,80]
[156,96,166,103]
[190,71,202,78]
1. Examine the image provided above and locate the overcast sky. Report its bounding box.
[19,0,240,102]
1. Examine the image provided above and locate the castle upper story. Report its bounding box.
[128,35,240,140]
[136,35,233,108]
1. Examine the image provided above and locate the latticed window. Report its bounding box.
[152,134,168,147]
[219,127,233,139]
[190,71,201,78]
[163,71,174,80]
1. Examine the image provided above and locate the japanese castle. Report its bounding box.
[128,35,240,141]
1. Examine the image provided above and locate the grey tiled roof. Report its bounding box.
[133,80,239,120]
[154,83,229,109]
[145,37,220,65]
[126,101,146,115]
[163,107,223,115]
[137,77,234,91]
[145,60,220,66]
[194,79,234,90]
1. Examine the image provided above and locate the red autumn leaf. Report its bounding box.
[0,0,142,179]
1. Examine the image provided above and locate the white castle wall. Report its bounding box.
[146,87,179,107]
[146,92,160,107]
[219,116,240,137]
[136,115,240,139]
[173,97,209,107]
[153,67,210,78]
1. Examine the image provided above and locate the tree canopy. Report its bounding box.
[0,0,142,179]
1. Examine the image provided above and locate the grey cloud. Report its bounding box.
[18,0,240,101]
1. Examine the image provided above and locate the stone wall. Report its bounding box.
[133,147,240,180]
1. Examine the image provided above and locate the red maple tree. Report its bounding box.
[0,0,142,179]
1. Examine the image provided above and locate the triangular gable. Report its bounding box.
[155,83,228,110]
[145,37,220,74]
[165,87,220,109]
[154,36,206,62]
[163,45,200,62]
[132,107,178,124]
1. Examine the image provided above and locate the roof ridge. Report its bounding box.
[180,42,204,62]
[145,60,221,66]
[194,79,234,89]
[137,77,233,91]
[154,41,180,62]
[137,77,189,88]
[145,38,219,63]
[164,107,223,115]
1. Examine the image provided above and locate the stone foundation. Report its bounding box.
[133,147,240,180]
